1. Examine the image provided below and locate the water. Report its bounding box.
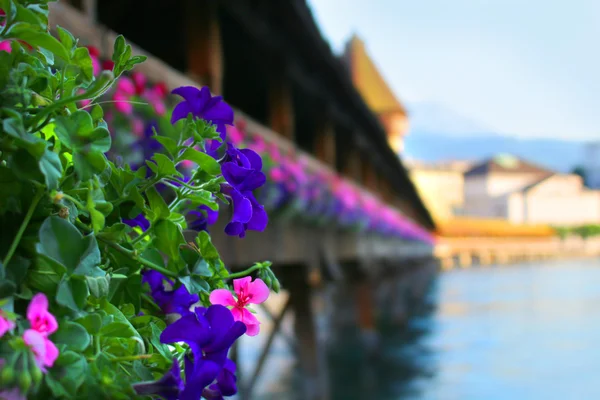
[243,259,600,400]
[373,258,600,400]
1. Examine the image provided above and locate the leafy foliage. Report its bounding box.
[0,1,278,398]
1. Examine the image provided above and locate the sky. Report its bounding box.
[307,0,600,141]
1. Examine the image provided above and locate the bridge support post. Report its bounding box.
[286,265,330,400]
[356,279,379,356]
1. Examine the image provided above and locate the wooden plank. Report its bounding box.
[184,0,223,94]
[287,266,330,400]
[268,72,295,141]
[243,298,292,399]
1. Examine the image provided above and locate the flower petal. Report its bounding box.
[43,338,59,368]
[160,313,210,359]
[241,308,260,336]
[203,100,234,125]
[23,329,47,371]
[180,360,221,400]
[209,289,237,307]
[247,278,270,304]
[172,86,201,104]
[171,101,192,124]
[230,189,252,224]
[240,149,263,170]
[233,277,251,296]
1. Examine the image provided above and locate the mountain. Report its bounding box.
[403,103,587,172]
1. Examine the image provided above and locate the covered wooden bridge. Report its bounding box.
[51,1,438,399]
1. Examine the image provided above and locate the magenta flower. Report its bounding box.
[23,294,59,372]
[0,40,12,53]
[0,311,15,338]
[27,293,58,337]
[209,277,269,336]
[23,330,59,372]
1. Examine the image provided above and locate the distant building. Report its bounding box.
[406,160,474,221]
[343,35,408,153]
[584,142,600,189]
[464,154,600,226]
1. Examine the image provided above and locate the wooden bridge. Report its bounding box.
[434,217,598,270]
[51,1,439,399]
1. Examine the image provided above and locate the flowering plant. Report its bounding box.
[0,2,277,399]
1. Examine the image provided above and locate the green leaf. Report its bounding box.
[36,217,103,276]
[9,25,70,61]
[180,147,221,175]
[53,321,91,352]
[179,275,209,294]
[72,47,94,81]
[153,135,178,157]
[76,313,102,334]
[56,26,75,52]
[99,322,132,338]
[99,298,142,341]
[73,151,108,181]
[197,230,220,261]
[150,323,171,360]
[28,254,66,293]
[153,220,184,260]
[86,274,109,298]
[97,223,127,241]
[39,149,62,190]
[112,35,126,63]
[146,153,182,178]
[55,111,111,153]
[56,276,89,311]
[133,360,154,381]
[146,186,170,220]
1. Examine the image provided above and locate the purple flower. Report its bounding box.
[133,359,184,400]
[220,144,268,238]
[123,213,150,232]
[160,305,246,399]
[201,359,239,399]
[142,270,199,316]
[171,86,234,140]
[187,205,219,232]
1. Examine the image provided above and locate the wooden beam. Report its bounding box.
[314,113,336,168]
[184,0,223,93]
[287,266,329,400]
[342,140,363,184]
[268,71,295,140]
[243,298,292,399]
[259,303,297,353]
[362,160,379,193]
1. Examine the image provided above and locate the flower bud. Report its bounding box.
[32,93,50,106]
[17,371,32,394]
[0,365,15,386]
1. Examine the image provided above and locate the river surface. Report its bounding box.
[241,259,600,400]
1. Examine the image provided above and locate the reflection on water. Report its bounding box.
[245,259,600,400]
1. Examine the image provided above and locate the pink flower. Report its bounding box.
[227,126,245,145]
[113,92,133,114]
[23,329,59,372]
[116,76,136,96]
[0,311,15,338]
[131,72,147,95]
[27,293,58,337]
[0,40,12,53]
[0,388,26,400]
[23,294,59,371]
[209,277,270,336]
[143,87,167,115]
[131,118,145,138]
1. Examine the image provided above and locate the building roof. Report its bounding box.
[465,154,553,177]
[342,35,406,116]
